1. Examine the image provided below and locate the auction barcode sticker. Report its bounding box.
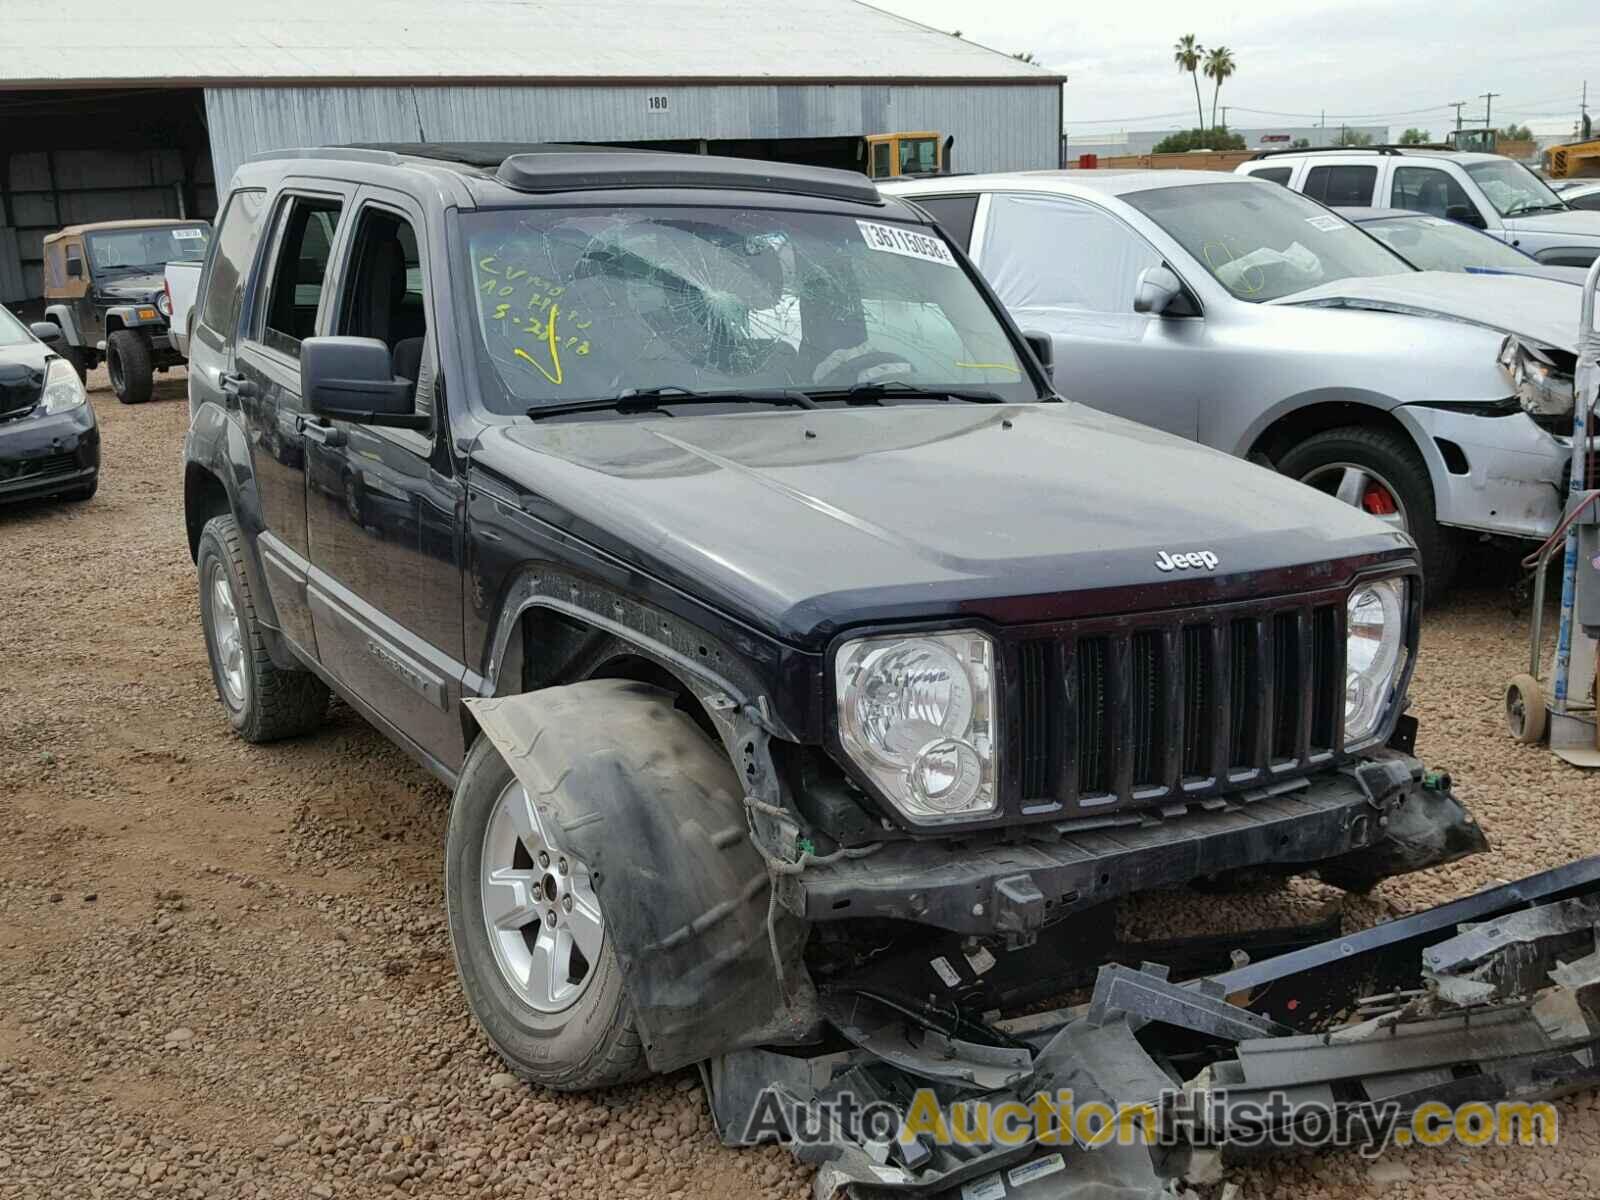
[857,220,958,268]
[961,1171,1006,1200]
[1007,1155,1066,1187]
[173,228,205,239]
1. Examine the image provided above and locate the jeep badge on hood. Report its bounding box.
[1156,549,1219,572]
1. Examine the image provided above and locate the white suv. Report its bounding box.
[1237,148,1600,267]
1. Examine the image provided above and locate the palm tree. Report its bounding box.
[1173,35,1206,133]
[1203,46,1236,132]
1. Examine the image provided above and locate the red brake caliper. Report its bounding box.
[1361,483,1397,516]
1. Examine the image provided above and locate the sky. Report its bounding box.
[871,0,1597,139]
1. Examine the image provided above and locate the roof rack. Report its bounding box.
[494,149,883,205]
[261,142,885,205]
[1250,145,1418,160]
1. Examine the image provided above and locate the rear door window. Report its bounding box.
[255,197,343,358]
[1303,164,1378,207]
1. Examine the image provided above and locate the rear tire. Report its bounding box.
[107,330,153,405]
[1276,426,1457,601]
[197,514,328,742]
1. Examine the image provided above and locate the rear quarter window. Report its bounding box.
[912,195,980,251]
[197,190,267,340]
[1245,166,1294,186]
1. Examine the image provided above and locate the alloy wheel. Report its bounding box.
[479,780,604,1013]
[1300,462,1409,534]
[207,562,248,709]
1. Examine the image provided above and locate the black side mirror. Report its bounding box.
[66,258,83,279]
[1446,204,1488,230]
[301,336,427,429]
[29,321,63,345]
[1022,330,1054,375]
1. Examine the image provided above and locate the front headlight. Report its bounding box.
[1499,336,1575,419]
[156,291,173,318]
[835,630,997,823]
[39,356,87,414]
[1345,578,1408,746]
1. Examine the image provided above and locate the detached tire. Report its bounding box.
[1276,426,1457,600]
[197,514,328,742]
[107,330,154,405]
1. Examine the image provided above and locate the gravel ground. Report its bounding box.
[2,372,1598,1199]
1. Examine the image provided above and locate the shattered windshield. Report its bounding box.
[1464,160,1567,217]
[1357,214,1535,271]
[460,206,1033,413]
[85,225,209,274]
[1124,182,1412,302]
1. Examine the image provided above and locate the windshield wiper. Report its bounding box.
[1505,202,1567,217]
[525,386,815,421]
[803,381,1011,405]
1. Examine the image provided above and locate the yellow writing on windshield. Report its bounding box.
[478,254,595,387]
[514,304,564,385]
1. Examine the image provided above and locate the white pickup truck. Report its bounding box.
[164,259,202,360]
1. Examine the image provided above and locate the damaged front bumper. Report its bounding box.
[1400,402,1567,541]
[707,854,1600,1199]
[781,750,1483,939]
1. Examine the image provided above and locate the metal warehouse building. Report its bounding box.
[0,0,1064,307]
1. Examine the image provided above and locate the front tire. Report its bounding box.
[197,514,328,742]
[1276,426,1457,600]
[107,330,154,405]
[446,733,645,1091]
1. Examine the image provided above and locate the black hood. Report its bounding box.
[471,403,1412,646]
[0,343,50,419]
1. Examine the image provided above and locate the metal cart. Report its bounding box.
[1505,257,1600,765]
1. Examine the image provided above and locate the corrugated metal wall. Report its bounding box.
[0,148,217,304]
[204,82,1059,188]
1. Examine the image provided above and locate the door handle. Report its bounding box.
[219,371,258,401]
[299,416,347,448]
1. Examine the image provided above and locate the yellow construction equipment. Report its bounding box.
[1547,138,1600,179]
[862,132,952,179]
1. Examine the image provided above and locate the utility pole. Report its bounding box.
[1450,100,1466,132]
[1221,105,1229,130]
[1481,91,1500,129]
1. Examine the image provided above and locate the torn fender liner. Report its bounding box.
[1312,785,1487,893]
[467,683,818,1072]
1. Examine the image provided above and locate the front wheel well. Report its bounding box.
[1248,403,1418,469]
[184,464,230,562]
[463,606,721,753]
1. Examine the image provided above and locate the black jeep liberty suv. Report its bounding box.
[182,144,1483,1091]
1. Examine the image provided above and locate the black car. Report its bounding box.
[0,305,99,504]
[181,144,1483,1095]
